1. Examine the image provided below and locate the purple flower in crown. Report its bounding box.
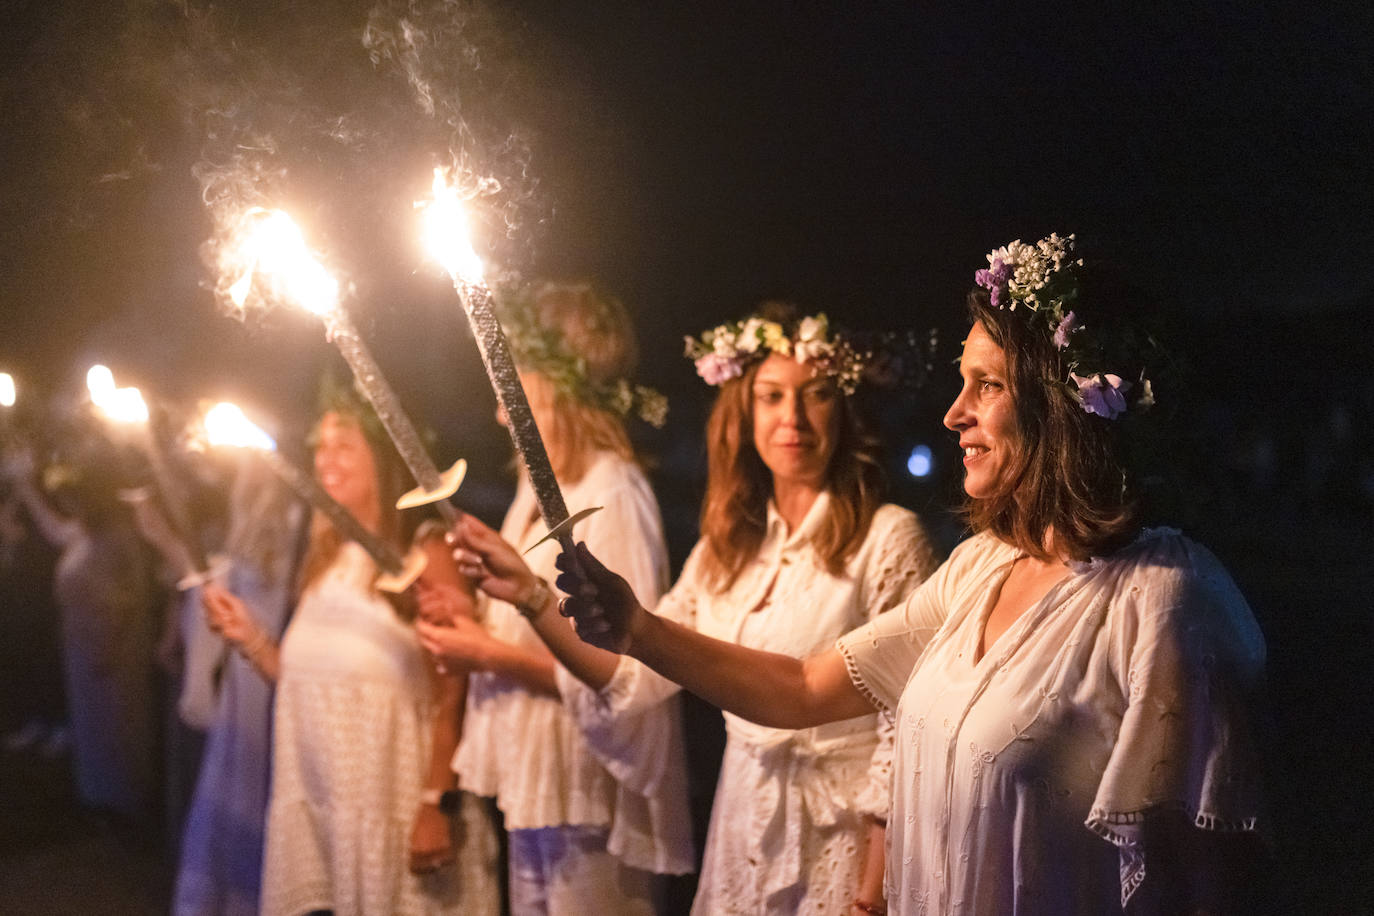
[1070,372,1132,419]
[1052,311,1079,349]
[695,353,744,386]
[974,259,1011,308]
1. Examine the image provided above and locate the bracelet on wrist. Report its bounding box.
[239,629,271,659]
[852,899,886,916]
[515,577,552,620]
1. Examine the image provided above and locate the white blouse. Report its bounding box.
[838,529,1265,915]
[628,493,938,912]
[452,451,695,875]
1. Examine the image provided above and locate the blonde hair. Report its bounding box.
[520,281,641,483]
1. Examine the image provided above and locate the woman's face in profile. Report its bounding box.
[313,412,379,517]
[943,321,1021,500]
[750,352,841,493]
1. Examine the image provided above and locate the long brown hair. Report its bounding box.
[962,286,1142,561]
[698,338,886,591]
[296,409,413,595]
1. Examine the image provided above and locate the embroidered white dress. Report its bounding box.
[643,494,938,915]
[453,452,695,885]
[837,529,1265,915]
[262,543,500,916]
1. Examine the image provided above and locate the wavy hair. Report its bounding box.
[296,408,413,597]
[697,305,886,590]
[962,279,1151,561]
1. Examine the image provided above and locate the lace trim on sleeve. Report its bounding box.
[1086,795,1262,907]
[836,636,892,714]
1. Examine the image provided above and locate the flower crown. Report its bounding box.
[495,290,669,429]
[684,313,869,393]
[685,312,938,396]
[974,232,1154,419]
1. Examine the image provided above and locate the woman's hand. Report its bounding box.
[415,614,500,672]
[448,513,543,608]
[202,582,264,650]
[413,579,472,626]
[553,542,644,654]
[408,802,455,875]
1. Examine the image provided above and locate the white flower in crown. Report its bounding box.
[793,314,832,364]
[711,326,738,356]
[737,317,766,353]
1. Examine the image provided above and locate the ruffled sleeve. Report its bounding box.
[552,466,683,795]
[1084,535,1266,907]
[853,507,942,816]
[837,534,977,713]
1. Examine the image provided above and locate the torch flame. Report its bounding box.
[0,372,14,408]
[231,210,340,317]
[421,168,486,285]
[204,402,276,452]
[86,365,116,404]
[98,387,150,425]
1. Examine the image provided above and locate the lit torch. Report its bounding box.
[87,369,215,588]
[420,168,598,552]
[227,209,465,523]
[201,402,425,592]
[0,371,15,447]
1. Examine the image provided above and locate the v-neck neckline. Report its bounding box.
[970,552,1075,668]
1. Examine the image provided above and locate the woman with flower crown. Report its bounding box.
[414,281,694,915]
[447,300,940,916]
[537,237,1266,915]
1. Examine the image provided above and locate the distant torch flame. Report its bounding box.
[85,366,147,424]
[421,169,485,285]
[204,402,276,452]
[229,210,340,316]
[0,373,14,408]
[86,365,116,404]
[98,387,149,425]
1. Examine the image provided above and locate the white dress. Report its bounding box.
[838,529,1266,915]
[262,543,500,916]
[645,493,938,915]
[453,451,695,877]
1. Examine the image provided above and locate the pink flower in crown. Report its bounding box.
[695,352,744,386]
[1070,372,1132,419]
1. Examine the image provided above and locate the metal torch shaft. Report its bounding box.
[258,449,406,574]
[325,309,459,526]
[142,423,211,575]
[454,281,575,553]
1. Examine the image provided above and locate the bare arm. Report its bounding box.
[450,513,623,690]
[452,518,871,725]
[625,607,871,729]
[203,582,280,682]
[5,454,80,547]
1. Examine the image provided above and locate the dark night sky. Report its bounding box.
[2,3,1373,907]
[1,0,1371,487]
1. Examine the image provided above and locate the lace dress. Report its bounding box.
[838,529,1265,915]
[649,495,938,915]
[261,543,500,916]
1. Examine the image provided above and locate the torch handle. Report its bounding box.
[142,425,211,575]
[326,310,459,526]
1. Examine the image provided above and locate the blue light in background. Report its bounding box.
[906,444,933,478]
